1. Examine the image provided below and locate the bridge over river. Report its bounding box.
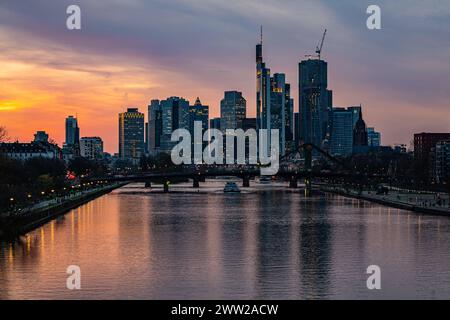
[84,144,382,193]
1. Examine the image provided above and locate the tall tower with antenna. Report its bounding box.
[256,25,263,65]
[255,27,294,156]
[256,25,270,135]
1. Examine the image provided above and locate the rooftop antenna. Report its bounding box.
[260,25,263,45]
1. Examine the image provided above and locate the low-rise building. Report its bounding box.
[0,141,62,160]
[430,140,450,184]
[367,127,381,147]
[80,137,104,159]
[414,133,450,162]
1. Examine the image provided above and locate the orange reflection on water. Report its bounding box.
[1,185,450,299]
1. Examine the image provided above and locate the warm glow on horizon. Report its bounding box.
[0,28,223,153]
[0,102,18,111]
[0,29,167,151]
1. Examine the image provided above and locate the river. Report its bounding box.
[1,180,450,299]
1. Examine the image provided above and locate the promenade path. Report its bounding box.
[322,185,450,215]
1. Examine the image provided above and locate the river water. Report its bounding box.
[1,180,450,299]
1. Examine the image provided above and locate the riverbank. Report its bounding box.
[0,182,127,239]
[320,185,450,216]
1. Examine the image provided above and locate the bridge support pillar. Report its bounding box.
[193,178,200,188]
[243,177,250,188]
[304,178,312,197]
[144,181,152,188]
[289,177,298,188]
[163,181,170,193]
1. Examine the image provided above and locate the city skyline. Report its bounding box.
[1,0,450,153]
[2,1,450,304]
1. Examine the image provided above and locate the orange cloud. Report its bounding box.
[0,31,163,151]
[0,26,225,152]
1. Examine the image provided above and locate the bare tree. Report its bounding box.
[0,126,9,142]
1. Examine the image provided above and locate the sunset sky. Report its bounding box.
[0,0,449,153]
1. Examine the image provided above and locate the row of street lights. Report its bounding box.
[7,180,110,209]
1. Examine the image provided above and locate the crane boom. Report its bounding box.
[315,29,327,60]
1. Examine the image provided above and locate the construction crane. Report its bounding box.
[315,29,327,60]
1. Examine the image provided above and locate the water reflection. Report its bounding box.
[297,197,332,299]
[1,182,450,299]
[254,191,293,298]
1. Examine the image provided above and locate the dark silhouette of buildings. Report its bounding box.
[220,91,246,131]
[414,133,450,162]
[298,58,332,149]
[148,99,163,155]
[353,111,368,147]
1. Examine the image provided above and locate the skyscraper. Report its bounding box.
[160,97,190,152]
[298,58,333,149]
[330,108,354,156]
[118,108,145,162]
[80,137,103,159]
[64,115,80,157]
[220,91,246,131]
[256,31,293,155]
[189,97,209,134]
[284,83,294,153]
[148,100,163,155]
[220,91,247,163]
[270,73,294,155]
[256,31,271,135]
[65,115,80,146]
[189,97,209,159]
